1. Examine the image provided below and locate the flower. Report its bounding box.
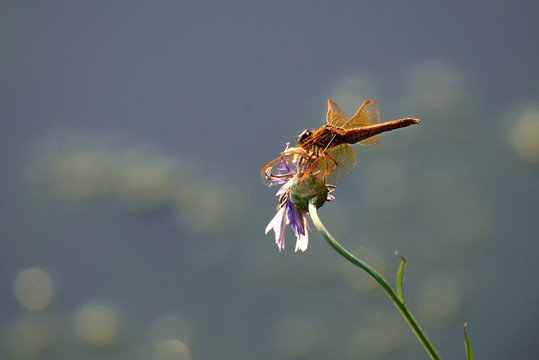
[265,198,309,252]
[263,144,334,252]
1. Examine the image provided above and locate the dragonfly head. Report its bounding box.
[297,129,313,147]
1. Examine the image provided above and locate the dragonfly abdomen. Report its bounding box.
[344,118,420,144]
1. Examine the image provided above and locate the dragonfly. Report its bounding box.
[261,99,420,186]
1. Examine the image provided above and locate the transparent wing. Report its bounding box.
[313,144,357,185]
[346,99,380,128]
[326,99,349,126]
[345,99,380,146]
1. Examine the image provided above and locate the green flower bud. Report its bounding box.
[290,175,328,211]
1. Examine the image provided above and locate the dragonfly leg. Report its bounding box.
[300,155,322,184]
[322,153,338,181]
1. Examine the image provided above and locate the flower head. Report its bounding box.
[263,144,334,252]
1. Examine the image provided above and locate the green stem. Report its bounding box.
[308,202,441,360]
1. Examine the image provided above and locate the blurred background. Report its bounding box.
[1,1,538,359]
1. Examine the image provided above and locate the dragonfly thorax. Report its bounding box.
[297,124,344,151]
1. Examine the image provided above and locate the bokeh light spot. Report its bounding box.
[14,268,55,311]
[119,153,175,211]
[407,60,466,112]
[74,300,122,348]
[511,105,539,163]
[1,314,59,360]
[154,339,192,360]
[150,313,192,347]
[52,152,112,201]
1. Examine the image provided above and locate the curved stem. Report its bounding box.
[308,202,441,360]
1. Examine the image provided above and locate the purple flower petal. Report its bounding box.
[265,207,288,251]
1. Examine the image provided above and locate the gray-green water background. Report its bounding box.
[1,1,538,359]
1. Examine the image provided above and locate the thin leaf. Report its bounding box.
[396,252,406,302]
[463,323,474,360]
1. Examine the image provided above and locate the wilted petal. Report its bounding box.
[287,200,304,235]
[285,198,309,252]
[294,219,309,252]
[265,207,288,251]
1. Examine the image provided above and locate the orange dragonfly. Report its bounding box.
[261,99,420,186]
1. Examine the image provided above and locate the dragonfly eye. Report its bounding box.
[297,129,313,145]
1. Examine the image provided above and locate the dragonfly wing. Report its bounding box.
[316,144,357,185]
[326,99,349,127]
[347,99,380,127]
[346,99,380,146]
